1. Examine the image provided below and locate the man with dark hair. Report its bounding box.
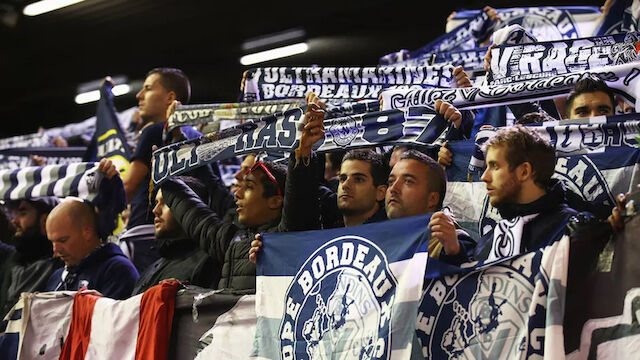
[565,78,615,119]
[271,92,389,230]
[0,197,62,318]
[123,67,191,229]
[131,176,217,294]
[386,150,474,263]
[45,198,139,299]
[159,160,287,291]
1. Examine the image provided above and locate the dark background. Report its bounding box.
[0,0,602,137]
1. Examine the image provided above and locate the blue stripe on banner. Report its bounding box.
[47,165,66,195]
[258,215,429,277]
[23,167,42,200]
[3,170,20,201]
[68,165,86,197]
[8,308,21,321]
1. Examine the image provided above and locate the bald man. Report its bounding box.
[45,198,139,299]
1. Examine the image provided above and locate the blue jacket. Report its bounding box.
[46,243,139,300]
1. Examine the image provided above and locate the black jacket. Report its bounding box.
[161,179,285,292]
[474,179,580,261]
[131,237,218,295]
[283,152,387,231]
[0,235,62,318]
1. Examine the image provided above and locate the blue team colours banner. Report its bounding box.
[253,216,431,359]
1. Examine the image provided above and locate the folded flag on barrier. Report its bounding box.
[0,291,75,360]
[254,215,430,359]
[59,282,178,360]
[417,235,570,359]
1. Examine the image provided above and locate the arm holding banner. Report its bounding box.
[161,178,231,266]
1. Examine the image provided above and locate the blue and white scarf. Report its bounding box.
[382,62,640,112]
[489,32,640,85]
[242,66,455,102]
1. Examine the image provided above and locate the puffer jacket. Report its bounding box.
[161,179,284,292]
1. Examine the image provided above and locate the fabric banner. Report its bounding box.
[0,147,86,171]
[564,213,640,359]
[417,235,569,359]
[253,215,430,359]
[441,118,640,240]
[59,282,178,360]
[390,7,601,61]
[91,82,132,173]
[0,291,75,360]
[0,162,103,202]
[381,62,640,112]
[242,66,455,102]
[0,133,50,151]
[489,32,640,85]
[151,104,450,185]
[389,47,489,75]
[166,99,306,133]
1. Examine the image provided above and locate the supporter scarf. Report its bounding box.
[92,82,131,173]
[418,236,569,359]
[254,215,430,359]
[389,47,488,75]
[0,162,102,201]
[381,62,640,112]
[0,133,50,151]
[166,99,305,132]
[487,213,538,261]
[0,147,86,171]
[151,105,450,185]
[242,66,455,102]
[489,32,640,85]
[388,6,600,61]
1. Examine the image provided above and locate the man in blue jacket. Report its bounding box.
[45,198,139,299]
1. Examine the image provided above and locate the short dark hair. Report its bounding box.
[399,150,446,209]
[175,176,209,204]
[147,67,191,104]
[326,151,346,172]
[565,78,614,115]
[482,125,556,188]
[259,161,287,198]
[342,149,390,187]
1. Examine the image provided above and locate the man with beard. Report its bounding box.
[131,176,217,294]
[0,197,61,317]
[440,125,580,262]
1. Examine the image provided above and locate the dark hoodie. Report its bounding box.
[45,242,139,300]
[474,179,580,261]
[131,237,217,295]
[0,234,62,318]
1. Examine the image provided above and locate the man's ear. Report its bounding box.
[268,195,283,210]
[375,185,387,202]
[427,192,440,211]
[166,91,177,105]
[39,214,48,235]
[517,162,534,182]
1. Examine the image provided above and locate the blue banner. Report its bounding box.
[254,215,430,359]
